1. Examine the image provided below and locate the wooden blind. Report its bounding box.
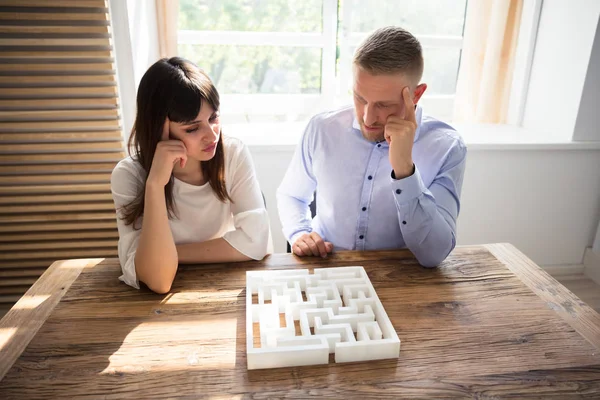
[0,0,125,313]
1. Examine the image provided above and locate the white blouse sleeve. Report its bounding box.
[222,140,271,260]
[110,160,144,289]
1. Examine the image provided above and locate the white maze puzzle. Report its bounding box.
[246,266,400,369]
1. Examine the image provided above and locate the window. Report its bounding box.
[178,0,467,130]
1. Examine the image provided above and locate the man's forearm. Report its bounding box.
[392,167,459,267]
[277,191,314,244]
[399,201,456,267]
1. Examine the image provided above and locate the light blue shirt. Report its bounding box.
[276,105,467,267]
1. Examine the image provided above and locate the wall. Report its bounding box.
[113,0,600,268]
[523,0,600,141]
[573,14,600,264]
[574,16,600,142]
[456,148,600,266]
[252,146,600,266]
[594,220,600,255]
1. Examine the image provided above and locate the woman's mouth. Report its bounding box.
[203,143,217,152]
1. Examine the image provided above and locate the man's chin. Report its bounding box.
[361,128,384,143]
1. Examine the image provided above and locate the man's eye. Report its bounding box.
[354,94,366,104]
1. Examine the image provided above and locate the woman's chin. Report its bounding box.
[196,149,217,161]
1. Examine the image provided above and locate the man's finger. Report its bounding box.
[402,87,416,123]
[398,102,406,120]
[384,130,392,144]
[292,244,302,256]
[310,232,328,257]
[293,242,307,256]
[161,117,170,141]
[325,242,334,253]
[304,237,320,256]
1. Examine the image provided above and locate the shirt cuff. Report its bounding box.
[222,209,270,260]
[390,165,427,204]
[118,252,140,290]
[289,229,312,247]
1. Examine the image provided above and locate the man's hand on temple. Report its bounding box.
[385,86,417,179]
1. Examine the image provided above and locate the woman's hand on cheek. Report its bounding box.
[146,117,188,187]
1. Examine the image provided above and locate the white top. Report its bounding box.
[111,136,271,289]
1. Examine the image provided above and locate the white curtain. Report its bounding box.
[453,0,524,123]
[156,0,179,58]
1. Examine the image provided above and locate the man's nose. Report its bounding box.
[363,104,378,126]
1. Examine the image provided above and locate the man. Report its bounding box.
[277,26,467,267]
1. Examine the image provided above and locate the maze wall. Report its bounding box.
[246,266,400,369]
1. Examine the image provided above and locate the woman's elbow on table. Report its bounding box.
[135,259,177,295]
[254,247,270,261]
[244,238,270,261]
[227,210,272,261]
[143,278,173,295]
[256,228,274,260]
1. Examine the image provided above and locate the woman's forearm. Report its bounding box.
[134,183,179,293]
[176,238,252,264]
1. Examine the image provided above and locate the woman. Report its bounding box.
[111,57,270,294]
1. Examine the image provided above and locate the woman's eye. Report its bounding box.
[209,114,220,123]
[185,127,198,134]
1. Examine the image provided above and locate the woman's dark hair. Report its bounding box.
[121,57,231,227]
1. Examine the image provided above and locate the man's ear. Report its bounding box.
[413,83,428,104]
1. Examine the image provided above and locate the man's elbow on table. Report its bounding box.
[413,242,455,268]
[417,256,444,268]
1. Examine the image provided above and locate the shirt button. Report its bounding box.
[377,144,381,148]
[362,207,367,211]
[402,221,407,225]
[396,189,402,194]
[368,175,373,180]
[359,235,364,239]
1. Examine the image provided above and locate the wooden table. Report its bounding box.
[1,244,599,399]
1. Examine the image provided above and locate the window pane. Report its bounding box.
[179,44,322,94]
[422,48,461,95]
[343,0,467,36]
[179,0,323,32]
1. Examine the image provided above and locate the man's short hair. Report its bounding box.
[353,26,424,84]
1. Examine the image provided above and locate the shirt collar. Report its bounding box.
[351,104,424,144]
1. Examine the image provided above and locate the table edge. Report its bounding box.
[0,258,104,381]
[486,243,600,350]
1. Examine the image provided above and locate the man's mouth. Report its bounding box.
[364,124,381,132]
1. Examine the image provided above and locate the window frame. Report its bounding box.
[177,0,337,120]
[176,0,540,125]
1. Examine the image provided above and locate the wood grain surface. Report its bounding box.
[1,244,599,399]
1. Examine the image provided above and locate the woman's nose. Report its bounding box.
[202,125,218,143]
